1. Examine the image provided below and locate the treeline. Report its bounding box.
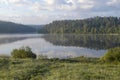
[0,21,36,33]
[39,17,120,34]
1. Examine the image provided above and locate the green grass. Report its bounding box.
[0,57,120,80]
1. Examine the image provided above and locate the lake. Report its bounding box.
[0,34,119,58]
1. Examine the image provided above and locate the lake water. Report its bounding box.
[0,34,119,58]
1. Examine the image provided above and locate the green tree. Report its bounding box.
[39,16,120,34]
[11,46,36,59]
[100,47,120,62]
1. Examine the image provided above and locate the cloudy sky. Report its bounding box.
[0,0,120,25]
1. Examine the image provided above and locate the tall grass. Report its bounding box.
[0,57,120,80]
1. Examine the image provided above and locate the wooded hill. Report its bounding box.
[40,17,120,34]
[0,21,36,33]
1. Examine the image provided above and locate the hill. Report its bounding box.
[0,21,36,33]
[28,25,44,32]
[39,17,120,34]
[28,25,43,29]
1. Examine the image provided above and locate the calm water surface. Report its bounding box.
[0,34,119,58]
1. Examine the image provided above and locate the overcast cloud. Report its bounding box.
[0,0,120,24]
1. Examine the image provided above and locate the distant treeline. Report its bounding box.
[0,21,36,33]
[39,17,120,34]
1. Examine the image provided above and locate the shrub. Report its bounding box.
[11,46,36,59]
[100,47,120,62]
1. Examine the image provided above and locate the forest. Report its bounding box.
[0,21,36,33]
[39,17,120,34]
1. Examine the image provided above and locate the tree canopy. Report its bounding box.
[11,47,36,59]
[39,17,120,34]
[100,47,120,62]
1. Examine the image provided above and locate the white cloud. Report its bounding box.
[78,0,95,9]
[0,0,31,6]
[0,0,96,12]
[57,4,76,11]
[78,0,93,3]
[80,4,94,9]
[44,0,55,5]
[31,0,95,12]
[31,2,41,12]
[0,0,9,4]
[8,0,21,3]
[0,0,22,4]
[0,0,120,24]
[107,0,120,5]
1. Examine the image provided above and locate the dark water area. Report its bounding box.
[43,34,120,50]
[0,34,119,58]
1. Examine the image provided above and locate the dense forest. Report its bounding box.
[39,17,120,34]
[0,21,36,33]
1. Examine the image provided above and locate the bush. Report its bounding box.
[100,47,120,62]
[11,46,36,59]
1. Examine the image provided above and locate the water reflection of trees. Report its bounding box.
[42,34,120,50]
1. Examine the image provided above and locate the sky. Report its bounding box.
[0,0,120,25]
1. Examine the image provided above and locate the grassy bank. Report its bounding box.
[0,57,120,80]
